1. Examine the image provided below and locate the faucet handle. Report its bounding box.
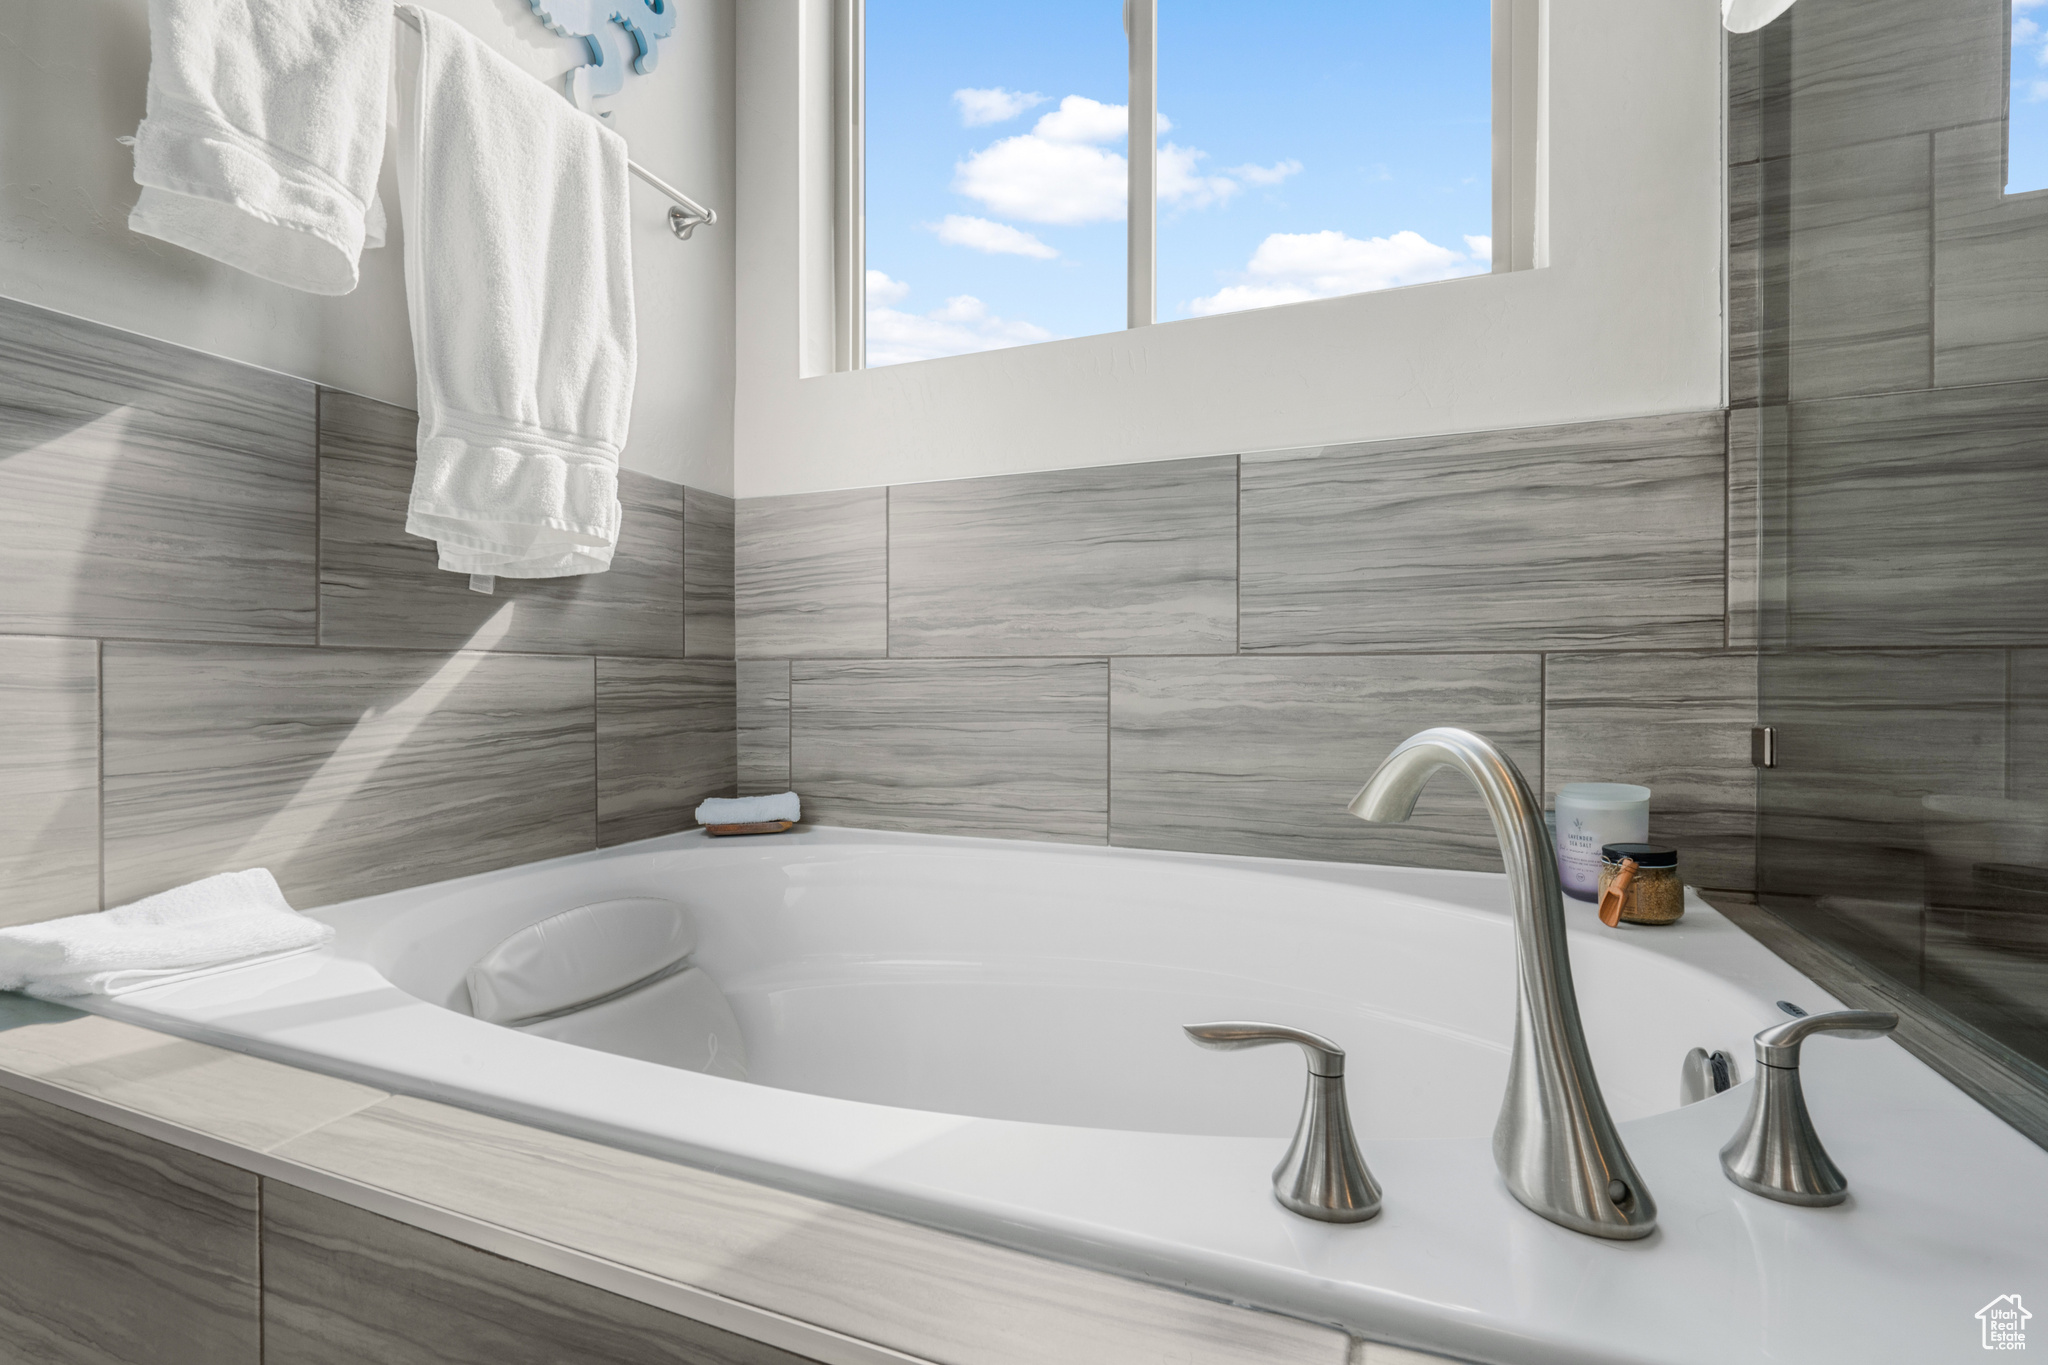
[1752,1009,1897,1065]
[1720,1009,1899,1206]
[1184,1022,1347,1076]
[1184,1021,1381,1223]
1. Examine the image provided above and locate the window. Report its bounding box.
[2011,0,2048,193]
[1155,3,1493,323]
[849,1,1524,370]
[861,1,1130,368]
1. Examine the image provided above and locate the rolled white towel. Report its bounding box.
[0,869,333,999]
[695,793,800,826]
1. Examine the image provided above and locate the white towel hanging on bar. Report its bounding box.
[390,5,714,238]
[392,3,634,578]
[128,0,392,294]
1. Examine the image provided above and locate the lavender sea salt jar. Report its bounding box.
[1553,783,1650,902]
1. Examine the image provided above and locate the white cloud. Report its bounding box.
[1031,95,1128,144]
[1464,234,1494,264]
[2016,4,2048,80]
[953,87,1047,127]
[1158,144,1239,210]
[952,93,1293,226]
[929,215,1059,258]
[1183,284,1326,314]
[864,278,1055,367]
[953,100,1129,225]
[1186,229,1488,317]
[865,269,910,306]
[1227,159,1303,187]
[928,296,989,323]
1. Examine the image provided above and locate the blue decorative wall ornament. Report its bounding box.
[529,0,675,110]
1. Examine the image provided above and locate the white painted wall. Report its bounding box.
[0,0,735,492]
[733,0,1725,498]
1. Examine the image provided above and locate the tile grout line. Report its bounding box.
[314,389,325,649]
[884,486,893,661]
[96,638,106,913]
[257,1091,398,1157]
[688,489,696,663]
[752,644,1762,662]
[254,1173,265,1361]
[588,654,601,851]
[1723,410,1733,651]
[47,635,699,662]
[1103,659,1113,846]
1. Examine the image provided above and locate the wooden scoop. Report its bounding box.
[1598,857,1639,928]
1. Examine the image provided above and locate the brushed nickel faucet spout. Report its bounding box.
[1349,727,1656,1239]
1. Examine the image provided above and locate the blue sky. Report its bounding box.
[863,1,1492,367]
[2014,0,2048,193]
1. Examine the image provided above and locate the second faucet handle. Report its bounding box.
[1185,1022,1382,1223]
[1719,1009,1899,1206]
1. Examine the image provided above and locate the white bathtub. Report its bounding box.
[89,828,2048,1365]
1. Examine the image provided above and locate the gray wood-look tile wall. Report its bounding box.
[263,1183,811,1365]
[1110,655,1542,872]
[738,417,1762,889]
[793,659,1110,843]
[0,299,318,645]
[888,456,1238,657]
[735,659,792,797]
[1745,0,2048,1078]
[0,637,100,924]
[0,1084,261,1365]
[597,659,739,849]
[318,390,692,658]
[101,644,601,910]
[0,295,735,925]
[734,488,887,658]
[1240,413,1728,653]
[0,1082,826,1365]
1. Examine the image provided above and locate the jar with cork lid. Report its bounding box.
[1596,844,1683,927]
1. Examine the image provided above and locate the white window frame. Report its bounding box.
[832,0,1541,371]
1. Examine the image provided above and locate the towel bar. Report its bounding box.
[393,5,717,240]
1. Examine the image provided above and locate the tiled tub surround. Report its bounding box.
[1733,0,2048,1116]
[0,296,738,925]
[737,414,1762,892]
[0,998,1377,1365]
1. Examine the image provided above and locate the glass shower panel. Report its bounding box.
[1755,0,2048,1105]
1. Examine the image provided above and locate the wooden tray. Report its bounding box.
[703,820,795,837]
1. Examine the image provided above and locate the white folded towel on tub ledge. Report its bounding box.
[0,869,332,999]
[392,5,636,579]
[695,793,800,825]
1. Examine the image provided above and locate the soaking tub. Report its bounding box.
[87,828,2048,1365]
